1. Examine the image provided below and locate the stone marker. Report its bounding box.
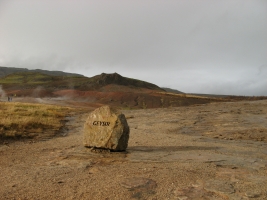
[83,105,129,151]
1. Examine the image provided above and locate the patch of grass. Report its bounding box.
[0,72,54,84]
[0,72,92,89]
[0,102,73,139]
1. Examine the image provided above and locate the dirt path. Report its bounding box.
[0,100,267,199]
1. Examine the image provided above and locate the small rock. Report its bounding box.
[126,115,134,119]
[174,185,214,200]
[120,177,157,190]
[177,196,188,200]
[88,167,100,174]
[204,179,235,195]
[245,192,261,198]
[120,177,157,199]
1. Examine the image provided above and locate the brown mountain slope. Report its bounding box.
[0,71,163,91]
[0,69,243,108]
[0,66,83,78]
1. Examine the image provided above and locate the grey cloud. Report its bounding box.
[0,0,266,95]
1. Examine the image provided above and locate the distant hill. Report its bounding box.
[0,70,164,92]
[0,66,84,78]
[188,93,231,98]
[161,87,184,94]
[91,73,163,91]
[3,66,263,109]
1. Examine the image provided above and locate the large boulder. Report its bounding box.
[83,105,129,151]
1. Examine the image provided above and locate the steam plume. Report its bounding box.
[0,85,6,98]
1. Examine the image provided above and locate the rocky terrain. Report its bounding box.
[0,67,266,199]
[0,99,266,199]
[0,68,234,109]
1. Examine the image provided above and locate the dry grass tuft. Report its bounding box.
[0,102,73,139]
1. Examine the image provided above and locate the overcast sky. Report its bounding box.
[0,0,266,95]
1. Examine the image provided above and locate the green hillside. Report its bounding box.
[0,71,164,91]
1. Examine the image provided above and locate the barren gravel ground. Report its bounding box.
[0,100,267,199]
